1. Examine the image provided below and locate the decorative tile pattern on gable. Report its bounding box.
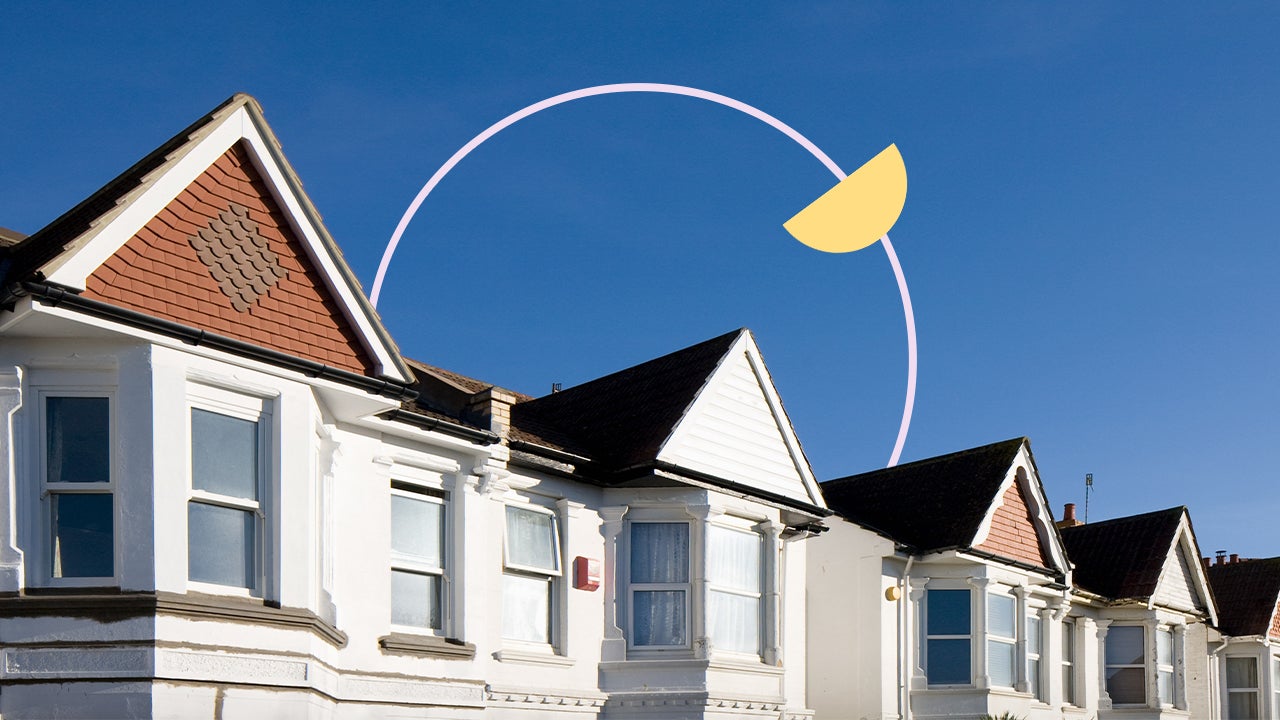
[188,202,288,312]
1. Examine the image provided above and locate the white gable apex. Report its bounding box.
[39,95,409,384]
[657,331,825,509]
[1154,522,1215,621]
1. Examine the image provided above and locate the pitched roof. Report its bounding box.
[1206,557,1280,637]
[510,329,744,469]
[1060,506,1186,600]
[819,437,1027,553]
[0,227,27,248]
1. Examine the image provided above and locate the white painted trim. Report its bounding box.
[43,101,408,384]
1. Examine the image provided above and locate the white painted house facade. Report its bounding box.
[0,95,827,719]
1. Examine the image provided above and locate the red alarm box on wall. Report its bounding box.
[574,556,600,591]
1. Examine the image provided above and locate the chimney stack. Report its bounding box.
[1056,502,1083,529]
[1231,553,1240,564]
[1216,550,1227,566]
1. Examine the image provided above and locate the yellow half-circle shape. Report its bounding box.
[783,143,907,254]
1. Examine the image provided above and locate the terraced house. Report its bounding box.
[0,94,1267,720]
[0,95,825,719]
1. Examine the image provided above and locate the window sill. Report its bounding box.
[494,647,575,667]
[379,632,476,660]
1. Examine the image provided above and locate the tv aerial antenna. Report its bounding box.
[1084,473,1094,524]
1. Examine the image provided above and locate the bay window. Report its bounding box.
[1226,656,1259,719]
[706,524,762,655]
[502,504,561,645]
[628,522,690,648]
[389,482,446,630]
[43,395,114,581]
[188,393,268,593]
[1105,625,1146,705]
[924,589,971,685]
[987,591,1016,687]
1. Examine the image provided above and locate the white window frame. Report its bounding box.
[1026,612,1044,701]
[987,589,1017,688]
[626,519,693,651]
[1156,625,1176,707]
[1062,617,1077,706]
[185,386,270,598]
[705,518,764,658]
[1272,655,1280,720]
[389,480,448,634]
[1225,655,1260,719]
[36,389,117,587]
[923,587,973,686]
[1105,624,1147,706]
[501,500,563,649]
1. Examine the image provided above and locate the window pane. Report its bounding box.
[1063,621,1075,661]
[926,638,971,685]
[1107,666,1146,704]
[1228,657,1259,689]
[708,589,760,654]
[505,506,558,572]
[502,572,551,643]
[927,589,970,636]
[50,493,113,577]
[1106,626,1145,666]
[988,594,1015,638]
[1027,616,1042,654]
[1029,658,1042,700]
[391,569,441,629]
[46,397,109,484]
[191,409,258,500]
[706,525,761,592]
[1157,627,1173,665]
[988,639,1015,687]
[188,501,254,587]
[1158,670,1173,705]
[1228,692,1259,719]
[1063,661,1074,705]
[630,523,689,583]
[391,494,443,567]
[633,590,686,646]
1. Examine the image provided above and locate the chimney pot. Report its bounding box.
[1063,503,1077,522]
[1216,550,1227,565]
[1231,553,1240,564]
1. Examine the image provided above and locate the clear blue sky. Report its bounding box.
[2,3,1277,556]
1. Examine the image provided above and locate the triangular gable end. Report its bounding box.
[1269,596,1280,640]
[1153,515,1217,623]
[970,442,1071,576]
[40,95,409,383]
[656,331,825,509]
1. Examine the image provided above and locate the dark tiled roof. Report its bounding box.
[1,96,239,284]
[510,329,744,469]
[820,437,1027,552]
[1206,557,1280,637]
[1060,506,1185,600]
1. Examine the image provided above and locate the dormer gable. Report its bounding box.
[1151,513,1216,621]
[969,440,1071,576]
[657,330,825,510]
[6,94,409,384]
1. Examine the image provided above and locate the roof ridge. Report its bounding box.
[1060,505,1185,533]
[823,436,1026,486]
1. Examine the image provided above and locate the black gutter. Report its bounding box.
[376,408,498,446]
[614,460,833,518]
[12,281,416,402]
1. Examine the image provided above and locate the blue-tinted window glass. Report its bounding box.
[630,523,689,583]
[46,397,109,484]
[927,638,971,684]
[927,589,970,636]
[188,502,254,587]
[191,409,258,500]
[50,493,113,577]
[1106,626,1145,666]
[633,589,686,646]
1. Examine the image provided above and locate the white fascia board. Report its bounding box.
[24,301,400,418]
[44,104,408,385]
[968,442,1070,576]
[739,334,826,509]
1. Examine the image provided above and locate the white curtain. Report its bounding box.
[502,573,551,643]
[505,506,558,571]
[630,523,689,583]
[633,590,686,646]
[707,525,762,654]
[391,495,443,568]
[630,523,689,646]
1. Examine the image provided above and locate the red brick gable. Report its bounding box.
[1270,600,1280,640]
[84,143,375,375]
[976,479,1052,568]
